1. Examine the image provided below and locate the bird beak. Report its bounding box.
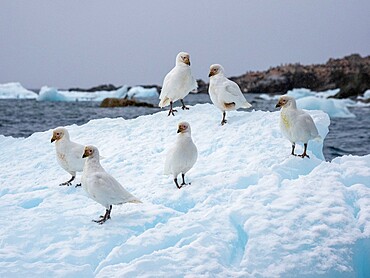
[177,126,185,133]
[275,101,282,108]
[208,71,214,77]
[51,136,56,143]
[184,57,190,66]
[82,149,89,158]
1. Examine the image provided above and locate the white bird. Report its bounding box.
[164,122,198,189]
[51,127,85,186]
[82,145,141,224]
[208,64,252,125]
[159,52,198,116]
[276,95,321,158]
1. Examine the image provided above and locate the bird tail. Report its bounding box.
[242,101,252,109]
[159,97,170,108]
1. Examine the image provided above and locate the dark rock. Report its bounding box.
[100,98,155,108]
[195,79,208,94]
[229,54,370,98]
[69,84,122,92]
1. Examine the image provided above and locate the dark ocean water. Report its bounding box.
[0,94,369,161]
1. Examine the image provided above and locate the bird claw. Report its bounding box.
[93,219,107,225]
[93,214,111,224]
[75,183,81,188]
[59,182,72,186]
[298,153,310,159]
[181,106,189,110]
[168,109,177,116]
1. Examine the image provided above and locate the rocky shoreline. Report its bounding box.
[230,54,370,98]
[69,54,369,100]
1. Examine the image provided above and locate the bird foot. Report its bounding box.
[221,120,227,125]
[93,214,111,225]
[75,183,81,188]
[298,153,310,159]
[59,181,72,186]
[93,218,108,225]
[181,182,191,186]
[168,109,178,116]
[181,106,189,110]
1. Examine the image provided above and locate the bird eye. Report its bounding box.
[56,133,60,136]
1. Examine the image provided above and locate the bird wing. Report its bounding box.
[66,141,85,171]
[87,172,139,207]
[300,113,319,138]
[164,143,176,175]
[159,67,177,100]
[221,78,249,107]
[160,66,196,102]
[69,141,85,160]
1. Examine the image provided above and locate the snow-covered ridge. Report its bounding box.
[0,104,369,277]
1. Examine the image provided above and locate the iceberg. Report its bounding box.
[37,86,129,102]
[287,88,355,118]
[127,86,159,99]
[296,96,355,118]
[35,85,159,102]
[0,104,369,277]
[287,88,340,100]
[357,90,370,100]
[0,82,38,99]
[259,88,356,118]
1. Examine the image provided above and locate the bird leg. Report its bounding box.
[221,111,227,125]
[291,143,297,156]
[298,143,310,159]
[93,205,112,224]
[180,99,189,110]
[174,178,182,189]
[167,101,178,116]
[59,175,75,186]
[181,173,188,186]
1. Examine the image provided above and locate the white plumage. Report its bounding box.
[276,95,321,158]
[81,145,141,224]
[208,64,252,125]
[159,52,197,116]
[51,127,85,186]
[164,122,198,189]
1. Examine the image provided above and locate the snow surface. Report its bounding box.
[0,104,369,277]
[0,82,38,99]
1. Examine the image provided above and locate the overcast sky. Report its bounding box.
[1,0,369,89]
